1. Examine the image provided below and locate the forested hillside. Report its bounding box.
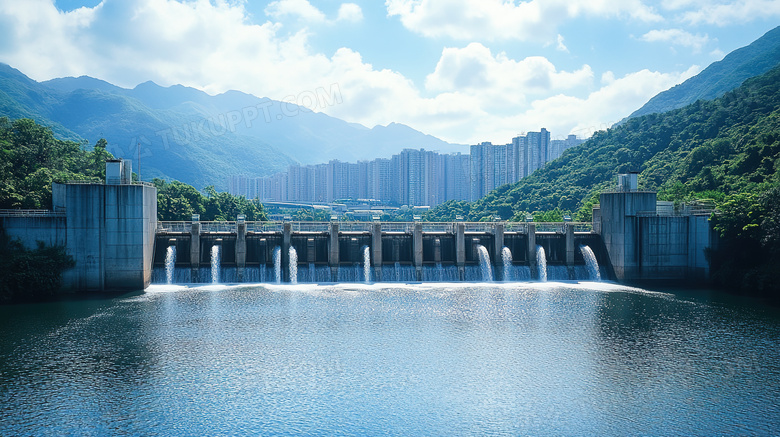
[0,117,266,221]
[629,25,780,119]
[427,64,780,223]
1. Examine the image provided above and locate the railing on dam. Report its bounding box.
[156,221,596,235]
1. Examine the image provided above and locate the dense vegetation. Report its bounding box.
[0,227,74,303]
[0,117,268,299]
[428,64,780,223]
[0,117,110,208]
[154,179,267,221]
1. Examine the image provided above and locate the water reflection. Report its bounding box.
[1,283,779,435]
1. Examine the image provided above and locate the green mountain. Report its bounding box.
[430,64,780,222]
[628,25,780,119]
[1,64,463,190]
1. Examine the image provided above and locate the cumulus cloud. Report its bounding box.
[0,0,702,146]
[337,3,363,23]
[424,42,593,113]
[385,0,661,42]
[265,0,362,24]
[640,28,710,53]
[679,0,780,25]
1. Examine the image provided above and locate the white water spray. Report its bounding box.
[536,245,547,282]
[210,244,220,284]
[476,244,493,282]
[289,246,298,284]
[273,246,281,284]
[362,245,371,283]
[165,245,176,285]
[580,245,601,281]
[501,246,513,282]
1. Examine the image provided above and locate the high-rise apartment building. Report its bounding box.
[228,128,580,207]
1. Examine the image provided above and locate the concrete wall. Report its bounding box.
[60,182,157,292]
[1,216,67,249]
[599,190,713,283]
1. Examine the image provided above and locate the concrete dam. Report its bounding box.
[153,220,609,283]
[0,161,715,291]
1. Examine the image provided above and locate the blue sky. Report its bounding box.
[0,1,778,144]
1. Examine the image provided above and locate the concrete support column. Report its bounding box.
[493,223,504,263]
[329,222,339,282]
[236,222,246,282]
[372,223,383,281]
[494,223,504,281]
[283,223,292,283]
[190,222,200,282]
[527,223,537,280]
[565,222,575,280]
[434,238,442,263]
[413,222,423,281]
[456,223,465,281]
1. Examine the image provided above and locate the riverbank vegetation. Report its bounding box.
[0,227,74,303]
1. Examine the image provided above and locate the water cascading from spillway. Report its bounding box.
[273,246,281,284]
[476,244,493,282]
[289,246,298,284]
[580,245,601,281]
[165,245,176,285]
[536,245,547,282]
[362,245,371,283]
[501,246,513,282]
[211,244,221,284]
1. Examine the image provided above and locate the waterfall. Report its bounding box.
[395,262,401,282]
[165,245,176,285]
[476,244,493,282]
[435,263,444,282]
[501,246,513,282]
[273,246,281,284]
[309,263,315,283]
[536,245,547,282]
[580,245,601,281]
[210,244,220,284]
[289,246,298,284]
[362,245,371,283]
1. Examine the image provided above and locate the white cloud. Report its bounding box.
[337,3,363,23]
[640,28,710,52]
[385,0,662,42]
[0,0,704,147]
[265,0,326,23]
[265,0,362,24]
[424,42,594,112]
[679,0,780,25]
[556,34,569,52]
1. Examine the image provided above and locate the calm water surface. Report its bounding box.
[1,282,779,435]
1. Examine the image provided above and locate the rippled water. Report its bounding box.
[1,282,779,435]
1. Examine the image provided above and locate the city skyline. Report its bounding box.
[229,129,583,207]
[0,1,777,144]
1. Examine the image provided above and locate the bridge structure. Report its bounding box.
[154,220,604,282]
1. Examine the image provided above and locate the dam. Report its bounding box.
[0,161,715,290]
[153,219,607,283]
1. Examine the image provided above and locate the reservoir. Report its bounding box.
[1,282,778,435]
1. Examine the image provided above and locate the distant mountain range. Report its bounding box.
[628,25,780,119]
[0,64,463,189]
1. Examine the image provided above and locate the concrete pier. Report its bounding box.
[372,223,382,281]
[456,223,465,281]
[413,222,423,281]
[190,221,200,282]
[236,221,246,282]
[329,222,339,282]
[527,223,537,280]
